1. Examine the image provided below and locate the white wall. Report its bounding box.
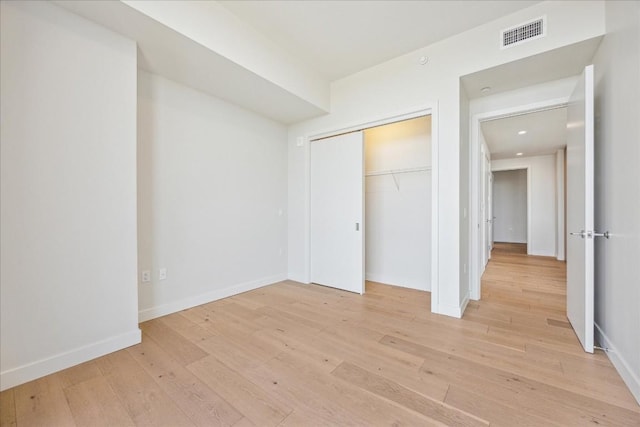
[492,154,557,257]
[0,1,139,390]
[592,0,640,404]
[137,71,288,321]
[493,170,528,243]
[364,117,431,291]
[287,1,605,317]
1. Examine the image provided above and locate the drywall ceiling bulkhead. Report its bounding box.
[53,0,330,124]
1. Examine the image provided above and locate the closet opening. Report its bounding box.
[364,116,432,291]
[308,113,432,295]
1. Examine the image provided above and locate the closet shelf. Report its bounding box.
[365,166,431,177]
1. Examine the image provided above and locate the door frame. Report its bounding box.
[470,98,567,300]
[489,171,494,254]
[303,104,439,310]
[480,148,492,266]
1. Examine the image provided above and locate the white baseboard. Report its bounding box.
[433,291,470,319]
[595,323,640,405]
[460,293,470,316]
[528,250,557,257]
[0,329,141,392]
[138,273,287,322]
[365,273,430,292]
[433,303,463,318]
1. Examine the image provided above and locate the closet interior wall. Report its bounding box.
[364,116,432,291]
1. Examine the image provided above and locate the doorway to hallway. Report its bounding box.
[481,242,566,316]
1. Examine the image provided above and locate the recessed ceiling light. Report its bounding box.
[516,152,524,156]
[481,87,491,93]
[518,130,527,135]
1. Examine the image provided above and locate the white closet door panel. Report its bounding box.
[310,131,364,294]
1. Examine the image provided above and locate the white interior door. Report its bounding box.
[310,131,364,294]
[566,64,595,353]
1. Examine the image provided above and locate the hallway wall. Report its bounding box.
[493,169,527,243]
[492,155,557,257]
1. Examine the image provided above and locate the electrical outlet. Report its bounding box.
[159,268,167,280]
[142,270,151,283]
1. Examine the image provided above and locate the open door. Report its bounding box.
[310,131,364,294]
[566,64,595,353]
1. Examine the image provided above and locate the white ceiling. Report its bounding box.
[219,0,541,81]
[465,37,602,162]
[481,107,568,160]
[56,0,598,127]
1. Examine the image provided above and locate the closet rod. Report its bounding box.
[365,166,431,177]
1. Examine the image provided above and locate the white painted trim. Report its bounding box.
[556,149,566,261]
[469,98,568,303]
[365,273,429,292]
[476,98,568,123]
[470,119,480,301]
[595,323,640,405]
[303,134,311,284]
[138,273,287,322]
[430,104,440,314]
[461,292,470,316]
[0,329,141,392]
[491,166,532,254]
[435,293,468,319]
[307,105,435,142]
[531,250,558,257]
[303,104,439,315]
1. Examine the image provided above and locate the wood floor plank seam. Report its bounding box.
[331,361,489,427]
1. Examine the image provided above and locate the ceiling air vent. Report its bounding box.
[501,16,546,49]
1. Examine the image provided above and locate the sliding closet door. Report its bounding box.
[310,131,364,294]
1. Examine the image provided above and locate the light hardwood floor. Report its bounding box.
[2,244,639,426]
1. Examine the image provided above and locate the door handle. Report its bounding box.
[355,222,360,231]
[570,230,610,239]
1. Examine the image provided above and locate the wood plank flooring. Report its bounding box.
[2,244,639,426]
